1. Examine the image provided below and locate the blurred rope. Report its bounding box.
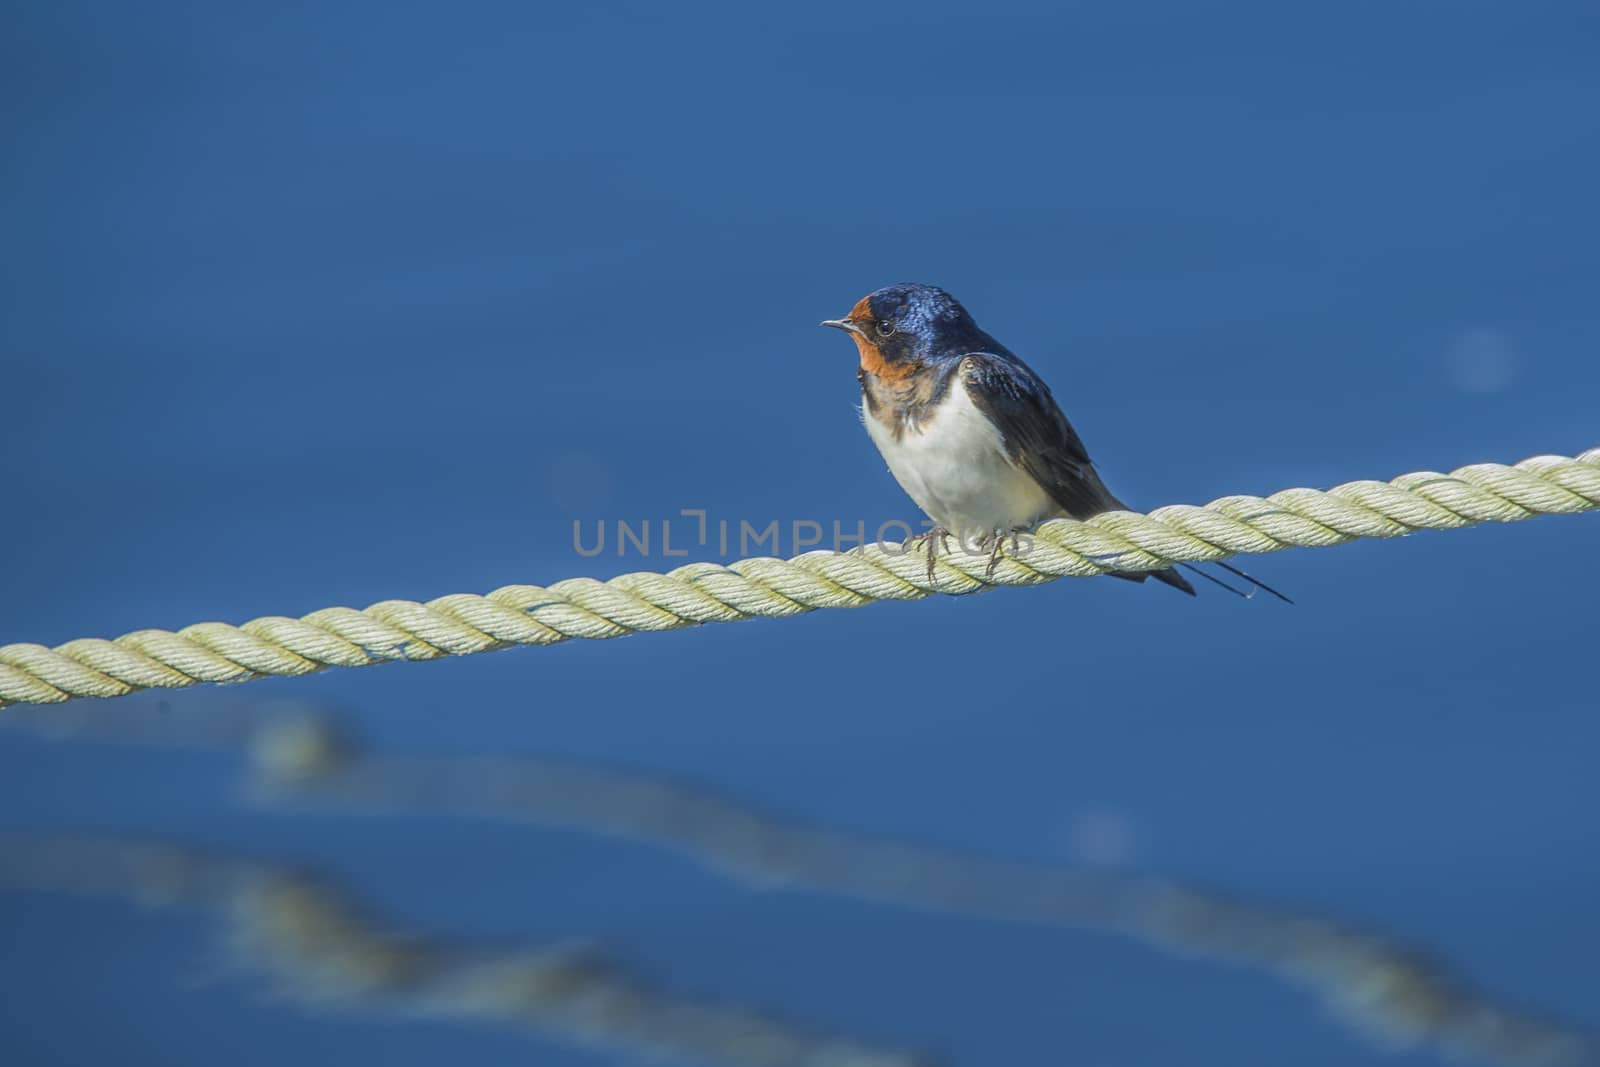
[2,701,1591,1067]
[3,446,1596,709]
[245,717,1597,1067]
[0,834,932,1067]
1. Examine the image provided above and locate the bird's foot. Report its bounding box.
[907,527,950,583]
[976,527,1023,579]
[985,532,1007,579]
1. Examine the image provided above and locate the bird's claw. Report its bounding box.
[910,526,1020,582]
[979,527,1021,579]
[907,527,950,584]
[985,532,1007,579]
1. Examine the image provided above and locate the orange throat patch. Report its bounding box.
[849,331,917,383]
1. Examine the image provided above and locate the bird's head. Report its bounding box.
[822,283,986,380]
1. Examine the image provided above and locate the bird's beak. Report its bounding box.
[820,318,864,336]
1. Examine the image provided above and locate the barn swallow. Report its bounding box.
[823,282,1287,600]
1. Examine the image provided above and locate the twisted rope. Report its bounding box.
[4,447,1597,709]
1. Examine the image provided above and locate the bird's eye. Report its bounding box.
[875,320,897,339]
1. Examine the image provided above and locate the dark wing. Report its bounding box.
[961,351,1199,597]
[958,351,1123,519]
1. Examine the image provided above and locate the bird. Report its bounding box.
[822,282,1287,600]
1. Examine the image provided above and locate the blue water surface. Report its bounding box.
[2,2,1598,1065]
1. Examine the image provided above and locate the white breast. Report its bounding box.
[863,375,1058,538]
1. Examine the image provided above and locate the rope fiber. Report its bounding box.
[3,447,1596,709]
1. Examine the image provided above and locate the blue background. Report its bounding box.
[2,1,1598,1064]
